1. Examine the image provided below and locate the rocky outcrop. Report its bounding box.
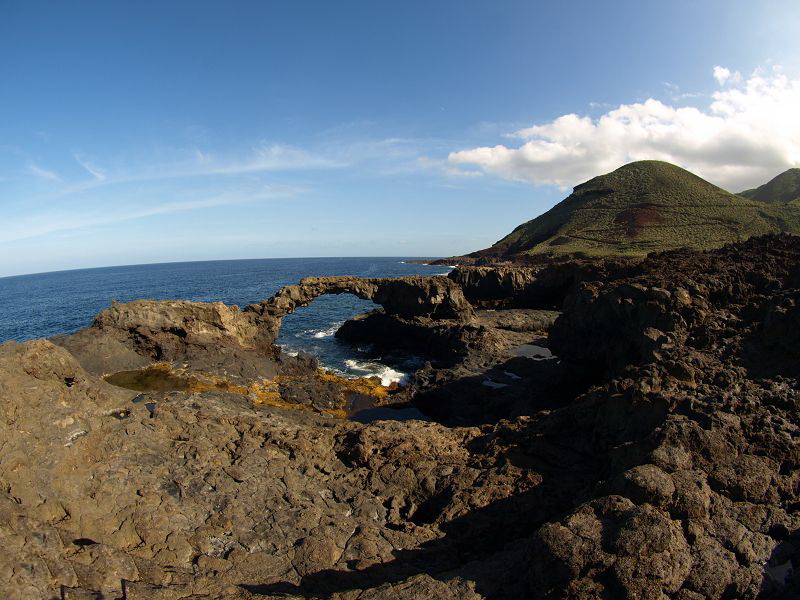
[256,275,475,321]
[549,233,800,378]
[448,266,538,308]
[0,338,555,599]
[55,276,474,378]
[449,258,634,310]
[4,235,800,598]
[336,310,506,365]
[527,235,800,597]
[55,299,281,379]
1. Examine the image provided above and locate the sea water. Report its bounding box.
[0,257,450,383]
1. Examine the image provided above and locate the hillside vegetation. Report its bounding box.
[474,160,800,258]
[739,167,800,204]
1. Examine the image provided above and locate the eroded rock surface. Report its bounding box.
[55,276,475,380]
[257,275,474,321]
[448,266,538,309]
[3,235,799,598]
[0,340,529,599]
[449,257,634,310]
[54,299,280,380]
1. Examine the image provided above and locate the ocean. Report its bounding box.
[0,257,452,383]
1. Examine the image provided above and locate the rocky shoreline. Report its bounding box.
[1,234,798,598]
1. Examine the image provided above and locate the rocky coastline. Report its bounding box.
[1,234,798,598]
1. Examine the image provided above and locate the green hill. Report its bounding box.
[473,160,800,259]
[739,168,800,204]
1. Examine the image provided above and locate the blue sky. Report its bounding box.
[1,1,799,276]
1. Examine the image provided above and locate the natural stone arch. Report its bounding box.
[250,276,475,338]
[60,276,476,377]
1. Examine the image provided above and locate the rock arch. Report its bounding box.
[249,276,475,335]
[58,276,475,376]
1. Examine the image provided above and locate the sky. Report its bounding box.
[1,0,799,277]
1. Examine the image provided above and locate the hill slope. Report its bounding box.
[739,167,800,204]
[473,160,797,258]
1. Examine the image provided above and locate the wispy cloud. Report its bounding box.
[203,143,343,175]
[74,153,107,181]
[0,183,302,244]
[416,156,483,178]
[50,143,343,198]
[22,135,463,210]
[310,136,463,178]
[26,162,61,182]
[449,65,800,191]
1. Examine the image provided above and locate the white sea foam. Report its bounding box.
[343,359,407,386]
[309,322,344,338]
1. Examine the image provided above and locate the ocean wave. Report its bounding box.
[343,359,407,386]
[306,321,344,338]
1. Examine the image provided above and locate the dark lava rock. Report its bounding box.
[336,309,505,365]
[54,274,474,382]
[257,274,475,321]
[2,234,799,598]
[449,257,634,310]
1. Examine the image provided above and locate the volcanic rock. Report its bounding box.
[3,234,800,598]
[256,275,475,321]
[54,299,280,379]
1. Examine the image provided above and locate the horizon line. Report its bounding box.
[0,254,448,280]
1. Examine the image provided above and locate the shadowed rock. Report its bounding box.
[254,275,475,321]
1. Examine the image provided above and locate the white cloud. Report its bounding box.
[448,66,800,191]
[26,162,61,182]
[713,66,738,85]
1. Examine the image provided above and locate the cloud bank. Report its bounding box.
[448,67,800,191]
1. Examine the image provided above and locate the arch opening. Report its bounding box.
[275,292,422,388]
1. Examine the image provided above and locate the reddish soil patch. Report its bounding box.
[613,204,664,236]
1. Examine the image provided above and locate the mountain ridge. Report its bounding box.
[739,167,800,205]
